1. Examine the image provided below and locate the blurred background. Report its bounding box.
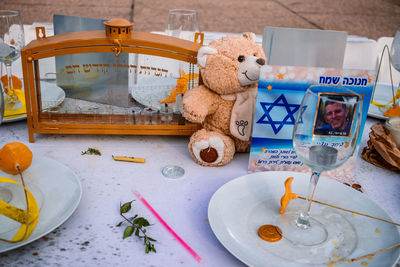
[1,0,399,40]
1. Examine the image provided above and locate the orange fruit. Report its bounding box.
[0,142,33,175]
[1,75,23,92]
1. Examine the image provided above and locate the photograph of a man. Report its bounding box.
[313,94,357,136]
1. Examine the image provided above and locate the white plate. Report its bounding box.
[41,81,66,111]
[130,78,177,108]
[208,171,400,267]
[368,82,399,120]
[0,156,82,253]
[2,80,65,123]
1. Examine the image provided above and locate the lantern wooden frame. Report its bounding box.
[21,23,204,143]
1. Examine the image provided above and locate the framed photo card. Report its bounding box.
[313,93,360,137]
[248,66,375,184]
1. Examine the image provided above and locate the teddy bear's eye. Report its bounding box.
[238,55,245,62]
[253,53,257,57]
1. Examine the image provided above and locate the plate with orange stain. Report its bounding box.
[2,79,65,123]
[0,156,82,253]
[368,82,400,120]
[208,171,400,266]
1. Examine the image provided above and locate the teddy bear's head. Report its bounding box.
[197,33,266,95]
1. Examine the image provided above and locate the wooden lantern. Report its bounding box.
[21,19,204,142]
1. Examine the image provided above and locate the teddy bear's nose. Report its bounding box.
[256,58,265,66]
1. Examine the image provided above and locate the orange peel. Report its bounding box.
[0,142,38,243]
[0,74,23,91]
[279,177,298,214]
[0,177,39,242]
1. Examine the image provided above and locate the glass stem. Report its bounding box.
[396,81,400,103]
[5,63,13,93]
[0,73,3,125]
[296,171,320,229]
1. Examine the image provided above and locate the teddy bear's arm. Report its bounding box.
[182,85,218,123]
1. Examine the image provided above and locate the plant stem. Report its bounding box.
[120,211,148,238]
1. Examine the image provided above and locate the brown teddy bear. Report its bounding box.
[182,33,266,166]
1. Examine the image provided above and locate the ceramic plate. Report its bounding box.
[41,81,66,111]
[368,82,399,120]
[0,156,82,253]
[130,78,177,108]
[2,80,65,123]
[208,171,400,266]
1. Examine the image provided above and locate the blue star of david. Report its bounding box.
[257,94,302,134]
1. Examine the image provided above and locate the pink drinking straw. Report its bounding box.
[134,190,203,263]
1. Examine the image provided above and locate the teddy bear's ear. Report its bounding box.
[243,32,256,43]
[197,46,217,68]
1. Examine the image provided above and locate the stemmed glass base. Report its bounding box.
[273,208,357,264]
[276,212,327,246]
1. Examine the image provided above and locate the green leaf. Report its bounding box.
[116,221,123,227]
[147,237,156,242]
[145,245,150,253]
[141,219,150,227]
[120,201,133,214]
[123,226,134,239]
[129,214,138,221]
[133,217,150,227]
[133,217,143,226]
[81,147,101,156]
[135,228,140,236]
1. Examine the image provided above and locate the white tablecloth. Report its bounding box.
[0,116,398,266]
[1,25,399,266]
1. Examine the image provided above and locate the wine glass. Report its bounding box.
[0,10,25,107]
[165,9,199,41]
[390,27,400,103]
[276,84,363,262]
[391,27,400,73]
[0,10,24,203]
[161,10,198,179]
[0,67,4,125]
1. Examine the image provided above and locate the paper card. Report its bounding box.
[262,27,347,68]
[248,65,376,184]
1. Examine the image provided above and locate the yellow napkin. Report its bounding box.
[0,177,39,242]
[4,89,26,119]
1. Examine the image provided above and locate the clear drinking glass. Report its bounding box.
[0,71,4,125]
[165,9,199,41]
[0,10,24,203]
[390,27,400,105]
[391,27,400,72]
[162,9,198,179]
[0,10,24,93]
[276,84,363,261]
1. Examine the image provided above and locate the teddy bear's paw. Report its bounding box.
[192,136,229,165]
